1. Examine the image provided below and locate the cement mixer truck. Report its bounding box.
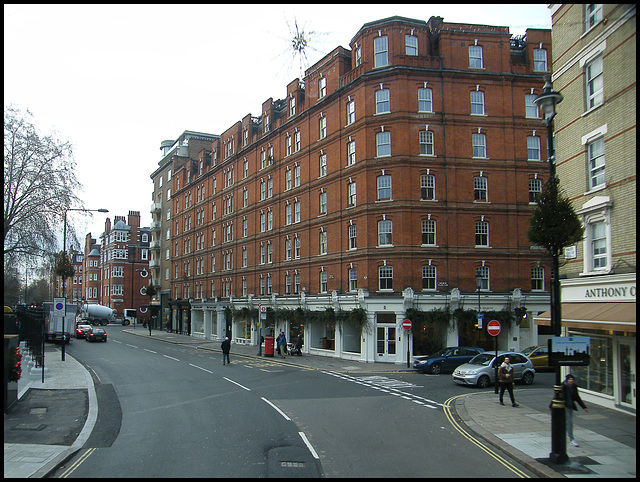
[78,304,116,326]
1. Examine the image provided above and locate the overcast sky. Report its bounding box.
[4,4,551,252]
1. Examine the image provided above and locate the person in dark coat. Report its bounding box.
[497,356,519,407]
[221,336,231,365]
[294,334,303,356]
[556,374,589,446]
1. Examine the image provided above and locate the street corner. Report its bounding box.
[4,388,88,446]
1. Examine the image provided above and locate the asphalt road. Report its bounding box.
[56,325,543,478]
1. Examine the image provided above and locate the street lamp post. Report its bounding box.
[533,76,567,464]
[62,207,108,361]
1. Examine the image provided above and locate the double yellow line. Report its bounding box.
[443,394,530,478]
[58,447,96,478]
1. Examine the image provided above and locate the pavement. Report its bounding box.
[5,327,636,478]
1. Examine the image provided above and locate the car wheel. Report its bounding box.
[522,371,534,385]
[477,375,491,389]
[430,363,442,375]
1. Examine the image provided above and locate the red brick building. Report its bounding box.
[169,16,553,363]
[99,211,151,322]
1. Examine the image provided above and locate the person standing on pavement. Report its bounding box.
[497,356,519,407]
[550,374,588,447]
[294,334,303,356]
[278,331,287,358]
[257,334,264,356]
[221,336,231,365]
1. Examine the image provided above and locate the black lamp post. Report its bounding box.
[533,76,567,464]
[62,207,108,361]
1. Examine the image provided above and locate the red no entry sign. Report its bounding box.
[402,319,412,330]
[487,320,501,336]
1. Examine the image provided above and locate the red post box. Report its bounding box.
[264,336,275,357]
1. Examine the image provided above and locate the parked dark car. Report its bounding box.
[86,327,107,342]
[413,346,485,374]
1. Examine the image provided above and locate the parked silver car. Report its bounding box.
[452,351,535,388]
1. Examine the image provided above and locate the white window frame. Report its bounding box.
[529,178,542,203]
[585,4,603,31]
[379,265,393,291]
[585,56,603,110]
[377,175,392,201]
[475,220,489,247]
[469,45,483,69]
[319,76,327,99]
[319,116,327,139]
[578,196,612,275]
[419,130,434,156]
[531,266,545,291]
[376,131,391,157]
[376,88,390,114]
[474,176,488,202]
[533,48,548,72]
[525,94,540,118]
[472,133,487,158]
[421,219,436,246]
[421,174,435,200]
[470,90,485,115]
[422,265,436,290]
[374,35,388,68]
[418,88,433,113]
[475,266,489,290]
[527,136,541,161]
[347,100,355,125]
[405,35,418,55]
[347,140,356,166]
[378,220,393,246]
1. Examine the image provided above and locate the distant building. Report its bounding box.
[166,15,555,363]
[81,233,102,304]
[150,131,220,331]
[535,4,636,413]
[99,211,151,321]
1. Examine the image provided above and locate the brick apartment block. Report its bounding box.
[152,15,557,360]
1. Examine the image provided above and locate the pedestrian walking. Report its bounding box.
[549,374,588,447]
[497,356,519,407]
[276,332,282,356]
[257,335,264,356]
[278,331,287,358]
[221,336,231,365]
[294,334,303,356]
[148,318,152,336]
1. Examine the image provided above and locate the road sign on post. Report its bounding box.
[487,319,501,336]
[487,320,501,394]
[402,319,412,368]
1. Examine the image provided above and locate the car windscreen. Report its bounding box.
[468,353,494,365]
[522,346,536,356]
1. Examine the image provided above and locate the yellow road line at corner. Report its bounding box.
[443,393,530,478]
[59,447,96,478]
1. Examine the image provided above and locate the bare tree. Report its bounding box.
[4,105,83,267]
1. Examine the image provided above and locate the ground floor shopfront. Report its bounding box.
[177,287,550,366]
[535,273,636,414]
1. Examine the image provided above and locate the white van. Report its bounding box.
[123,309,137,326]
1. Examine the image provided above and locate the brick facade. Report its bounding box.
[162,16,556,360]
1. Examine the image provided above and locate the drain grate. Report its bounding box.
[13,423,47,431]
[280,461,306,468]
